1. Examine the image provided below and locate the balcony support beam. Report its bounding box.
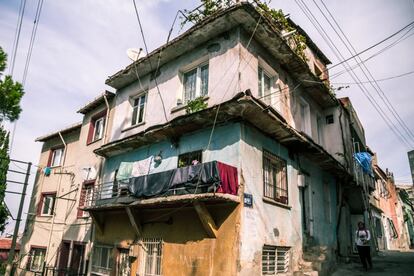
[90,212,104,234]
[193,201,218,238]
[126,207,143,238]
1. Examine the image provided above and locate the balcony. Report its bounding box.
[85,161,239,211]
[353,157,375,191]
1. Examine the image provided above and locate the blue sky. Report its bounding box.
[1,0,413,235]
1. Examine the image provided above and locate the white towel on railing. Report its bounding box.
[131,156,153,177]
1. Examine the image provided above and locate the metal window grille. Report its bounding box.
[262,245,290,275]
[263,150,288,204]
[139,238,163,276]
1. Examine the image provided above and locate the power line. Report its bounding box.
[131,0,169,123]
[326,19,414,72]
[295,0,413,149]
[330,26,414,79]
[317,0,414,145]
[330,69,414,85]
[9,0,27,76]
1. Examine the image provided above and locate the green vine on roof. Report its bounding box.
[254,1,308,62]
[181,0,308,62]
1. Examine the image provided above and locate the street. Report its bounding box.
[332,250,414,276]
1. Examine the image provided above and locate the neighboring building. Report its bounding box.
[0,238,20,263]
[16,91,115,275]
[407,150,414,184]
[17,2,389,276]
[396,185,414,249]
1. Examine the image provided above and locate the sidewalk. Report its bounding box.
[332,250,414,276]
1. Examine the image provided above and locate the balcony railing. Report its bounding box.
[353,158,375,191]
[87,161,238,208]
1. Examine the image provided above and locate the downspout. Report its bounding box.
[44,131,67,271]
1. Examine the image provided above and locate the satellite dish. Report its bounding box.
[127,48,145,61]
[81,166,97,181]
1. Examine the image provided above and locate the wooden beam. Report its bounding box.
[126,207,142,238]
[90,212,104,234]
[193,201,218,238]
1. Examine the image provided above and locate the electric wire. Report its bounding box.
[325,19,414,72]
[330,69,414,85]
[317,0,414,144]
[8,0,27,76]
[295,0,413,149]
[131,0,169,123]
[330,26,414,79]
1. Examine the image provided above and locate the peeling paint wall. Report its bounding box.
[238,124,338,275]
[18,103,115,274]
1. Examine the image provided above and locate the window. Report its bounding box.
[263,150,288,204]
[262,245,290,275]
[48,148,63,167]
[138,238,163,276]
[178,150,202,168]
[183,63,208,103]
[387,218,398,239]
[317,115,324,145]
[258,67,272,105]
[37,193,56,216]
[27,246,46,272]
[299,99,311,135]
[325,114,334,124]
[131,93,147,126]
[77,181,94,218]
[87,111,107,144]
[92,245,113,275]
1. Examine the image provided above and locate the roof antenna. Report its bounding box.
[126,48,145,61]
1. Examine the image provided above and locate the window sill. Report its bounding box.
[87,138,102,146]
[121,122,145,133]
[263,197,291,210]
[38,214,53,218]
[170,96,209,114]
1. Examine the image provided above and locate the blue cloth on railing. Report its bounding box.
[354,152,373,176]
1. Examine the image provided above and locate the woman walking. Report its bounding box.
[355,221,373,271]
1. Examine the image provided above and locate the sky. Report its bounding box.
[0,0,413,236]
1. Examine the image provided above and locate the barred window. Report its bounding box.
[263,150,288,204]
[262,245,290,275]
[139,238,163,276]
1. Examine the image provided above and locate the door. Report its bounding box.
[57,241,70,275]
[70,243,85,275]
[301,176,313,245]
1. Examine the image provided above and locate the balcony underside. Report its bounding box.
[95,90,349,179]
[84,192,240,212]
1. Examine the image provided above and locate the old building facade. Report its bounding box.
[16,2,402,276]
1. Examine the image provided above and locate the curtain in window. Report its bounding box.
[200,64,209,96]
[184,69,197,102]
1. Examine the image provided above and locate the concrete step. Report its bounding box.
[293,270,319,276]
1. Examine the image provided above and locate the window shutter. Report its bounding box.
[87,120,95,144]
[37,194,44,216]
[46,150,53,167]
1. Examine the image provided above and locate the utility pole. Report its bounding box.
[5,161,32,275]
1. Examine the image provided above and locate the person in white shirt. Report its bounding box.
[355,221,373,271]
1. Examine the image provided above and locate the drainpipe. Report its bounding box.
[103,94,110,144]
[43,131,67,272]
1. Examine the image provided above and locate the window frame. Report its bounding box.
[299,98,311,136]
[38,192,57,216]
[27,246,47,272]
[130,91,147,127]
[48,147,64,168]
[262,150,288,205]
[182,62,209,104]
[92,245,114,275]
[138,238,163,276]
[262,245,290,275]
[87,110,107,145]
[177,150,203,168]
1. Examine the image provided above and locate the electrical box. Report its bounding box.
[297,174,306,187]
[129,244,140,258]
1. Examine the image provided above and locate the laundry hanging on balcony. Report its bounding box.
[116,156,154,181]
[121,161,238,198]
[354,152,373,177]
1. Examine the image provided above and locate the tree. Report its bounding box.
[0,46,25,233]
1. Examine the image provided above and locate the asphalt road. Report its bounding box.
[332,250,414,276]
